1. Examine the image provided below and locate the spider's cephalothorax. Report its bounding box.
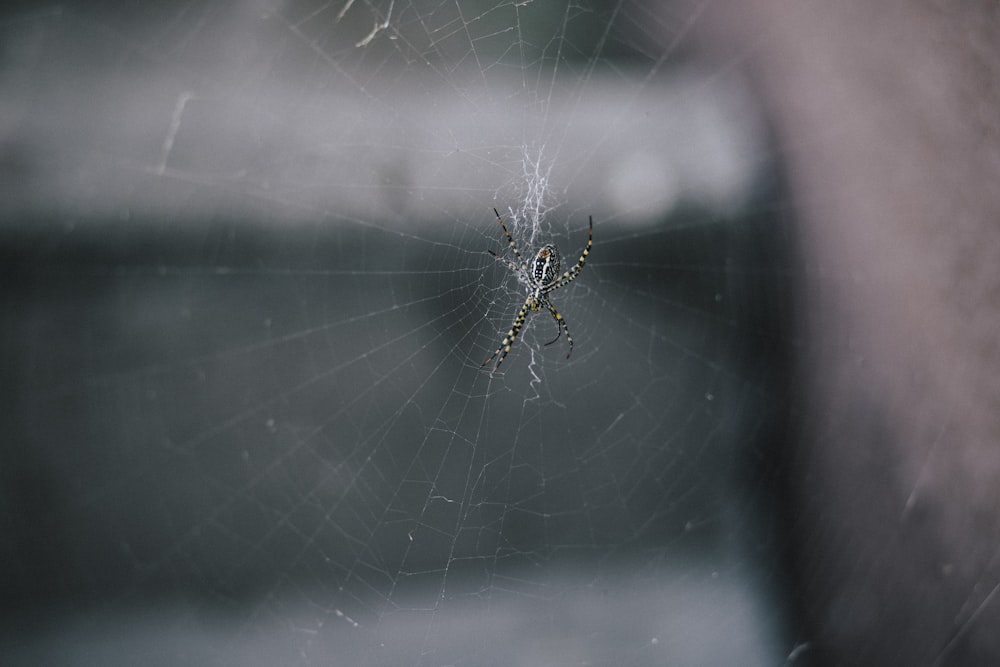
[482,208,592,373]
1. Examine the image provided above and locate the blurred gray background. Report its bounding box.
[4,2,999,666]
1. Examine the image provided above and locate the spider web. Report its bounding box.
[2,2,794,665]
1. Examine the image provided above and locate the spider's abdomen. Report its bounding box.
[532,245,561,288]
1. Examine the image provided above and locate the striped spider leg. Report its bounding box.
[482,208,593,372]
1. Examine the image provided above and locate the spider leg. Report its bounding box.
[543,327,562,347]
[544,300,574,358]
[482,294,534,372]
[487,249,521,274]
[541,296,562,346]
[545,215,593,293]
[493,208,527,265]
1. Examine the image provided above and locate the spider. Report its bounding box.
[482,207,593,373]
